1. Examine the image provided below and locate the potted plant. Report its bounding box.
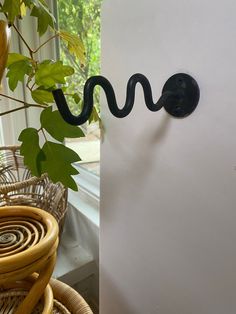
[0,0,97,191]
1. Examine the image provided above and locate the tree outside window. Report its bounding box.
[57,0,102,175]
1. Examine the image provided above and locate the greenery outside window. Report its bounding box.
[57,0,102,176]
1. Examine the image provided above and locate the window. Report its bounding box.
[0,0,101,196]
[57,0,102,176]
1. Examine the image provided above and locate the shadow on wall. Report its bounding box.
[101,113,171,221]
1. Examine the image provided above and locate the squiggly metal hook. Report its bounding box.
[52,73,200,125]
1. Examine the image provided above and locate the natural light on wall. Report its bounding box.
[57,0,102,176]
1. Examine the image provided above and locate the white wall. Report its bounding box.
[100,1,236,313]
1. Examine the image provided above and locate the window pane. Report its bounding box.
[57,0,102,176]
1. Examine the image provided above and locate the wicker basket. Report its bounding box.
[0,146,68,234]
[0,206,59,313]
[0,276,93,314]
[50,278,93,314]
[0,206,93,313]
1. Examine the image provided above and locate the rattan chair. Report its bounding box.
[0,146,68,234]
[0,279,54,314]
[0,275,94,313]
[0,206,59,314]
[50,278,93,314]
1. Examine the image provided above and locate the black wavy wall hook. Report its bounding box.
[52,73,200,126]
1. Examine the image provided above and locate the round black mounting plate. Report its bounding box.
[162,73,200,118]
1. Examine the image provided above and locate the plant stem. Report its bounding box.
[30,82,36,90]
[0,93,45,108]
[0,3,33,58]
[41,128,48,142]
[0,106,26,116]
[0,104,45,117]
[33,33,59,53]
[12,24,34,57]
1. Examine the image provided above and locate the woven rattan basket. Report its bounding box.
[0,206,59,313]
[0,276,93,314]
[50,278,93,314]
[0,146,68,234]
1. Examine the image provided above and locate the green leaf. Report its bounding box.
[1,0,21,24]
[35,60,74,88]
[18,128,42,176]
[72,93,81,104]
[31,88,54,104]
[20,2,27,17]
[59,30,86,65]
[18,127,81,190]
[40,107,84,142]
[22,0,37,7]
[6,59,32,91]
[89,106,100,124]
[7,53,30,67]
[40,141,80,190]
[30,0,55,36]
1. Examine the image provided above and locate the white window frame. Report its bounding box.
[0,24,28,145]
[0,0,100,226]
[69,164,100,226]
[53,0,100,226]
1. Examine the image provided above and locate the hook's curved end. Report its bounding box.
[52,89,89,125]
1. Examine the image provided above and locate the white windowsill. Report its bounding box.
[53,233,95,286]
[53,164,99,289]
[68,164,100,227]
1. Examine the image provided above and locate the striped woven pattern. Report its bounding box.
[0,216,46,257]
[0,206,59,314]
[0,277,94,313]
[0,206,94,313]
[0,291,70,314]
[0,146,68,235]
